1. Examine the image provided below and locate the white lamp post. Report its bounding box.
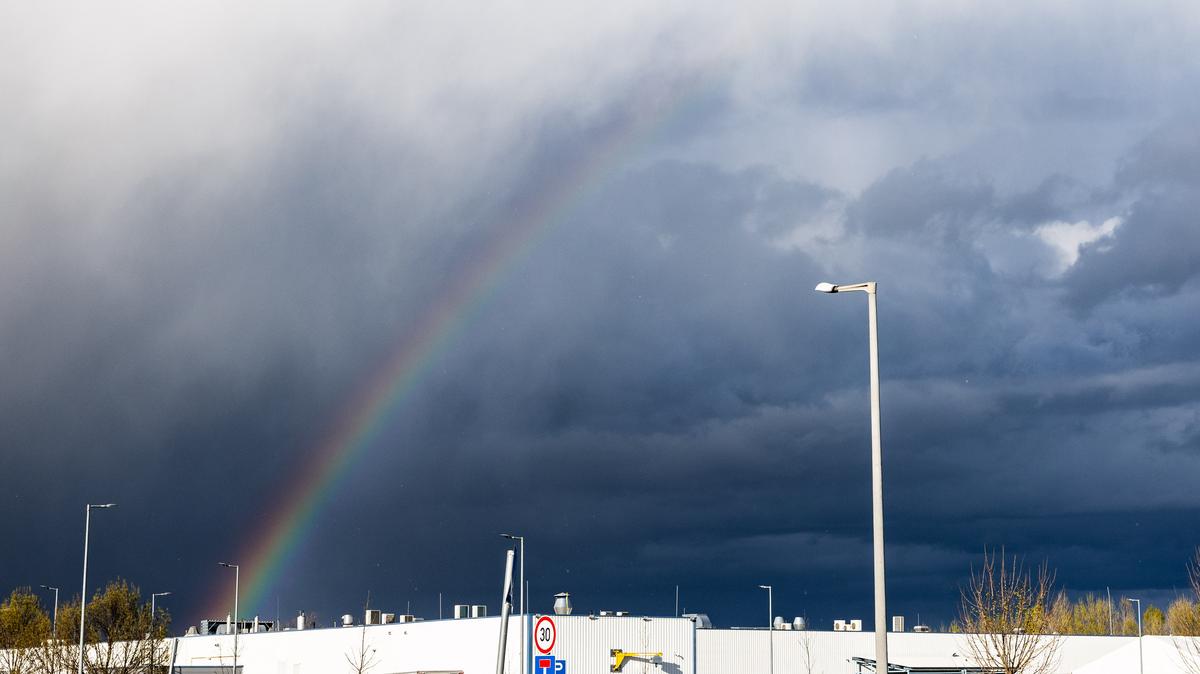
[79,503,116,674]
[39,585,59,633]
[1125,597,1143,674]
[758,585,774,674]
[500,534,525,674]
[151,592,172,628]
[219,563,240,673]
[815,281,889,674]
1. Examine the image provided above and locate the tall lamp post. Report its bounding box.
[815,281,889,673]
[219,563,239,673]
[500,534,525,674]
[758,585,774,674]
[39,585,59,633]
[1125,597,1143,674]
[79,503,116,674]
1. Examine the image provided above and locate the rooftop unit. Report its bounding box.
[553,592,572,616]
[196,618,276,636]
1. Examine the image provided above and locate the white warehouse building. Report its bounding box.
[154,612,1193,674]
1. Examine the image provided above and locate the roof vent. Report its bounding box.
[553,593,573,616]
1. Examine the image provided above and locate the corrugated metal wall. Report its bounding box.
[697,628,877,674]
[160,617,1178,674]
[542,615,695,674]
[173,615,522,673]
[695,629,1138,674]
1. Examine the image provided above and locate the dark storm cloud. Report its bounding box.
[997,176,1092,227]
[5,1,1200,632]
[1063,117,1200,310]
[845,160,994,243]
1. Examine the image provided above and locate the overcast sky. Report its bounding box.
[4,1,1200,631]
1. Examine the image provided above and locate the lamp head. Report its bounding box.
[218,562,237,569]
[758,585,771,590]
[815,281,875,294]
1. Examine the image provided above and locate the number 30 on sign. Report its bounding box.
[535,616,556,654]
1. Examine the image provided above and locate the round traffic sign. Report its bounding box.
[535,616,556,654]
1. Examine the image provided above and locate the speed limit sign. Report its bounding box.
[535,616,556,654]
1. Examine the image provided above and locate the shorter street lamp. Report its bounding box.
[39,585,59,632]
[219,563,240,674]
[151,592,172,625]
[1124,597,1143,674]
[759,585,774,674]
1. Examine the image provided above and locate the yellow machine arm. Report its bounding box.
[610,649,663,672]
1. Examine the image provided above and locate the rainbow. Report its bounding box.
[204,83,709,619]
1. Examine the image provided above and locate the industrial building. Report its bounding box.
[150,604,1190,674]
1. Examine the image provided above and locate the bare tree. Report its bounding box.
[958,550,1062,674]
[345,594,379,674]
[1174,549,1200,674]
[797,622,821,674]
[345,623,379,674]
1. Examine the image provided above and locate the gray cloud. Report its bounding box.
[1064,117,1200,310]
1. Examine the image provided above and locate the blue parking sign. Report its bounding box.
[534,655,566,674]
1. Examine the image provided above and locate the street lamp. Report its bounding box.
[1124,597,1143,674]
[757,585,773,628]
[500,534,525,674]
[758,585,774,674]
[219,563,239,673]
[151,592,172,627]
[79,503,116,674]
[499,534,525,615]
[815,280,889,673]
[39,585,59,633]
